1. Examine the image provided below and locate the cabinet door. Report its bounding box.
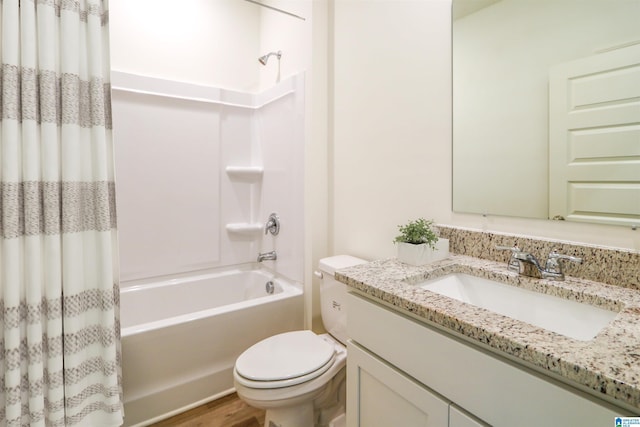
[347,341,449,427]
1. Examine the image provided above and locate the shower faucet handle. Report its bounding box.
[265,213,280,236]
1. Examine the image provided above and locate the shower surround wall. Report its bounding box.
[111,71,305,285]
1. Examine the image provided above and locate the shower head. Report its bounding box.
[258,50,282,65]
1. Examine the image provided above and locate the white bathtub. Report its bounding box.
[120,266,304,426]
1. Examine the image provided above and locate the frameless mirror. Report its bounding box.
[452,0,640,227]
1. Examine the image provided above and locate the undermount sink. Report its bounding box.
[418,273,618,341]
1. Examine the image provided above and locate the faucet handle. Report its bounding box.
[495,245,520,252]
[547,249,582,264]
[265,213,280,235]
[495,244,522,272]
[544,249,582,278]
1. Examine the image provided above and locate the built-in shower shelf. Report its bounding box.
[225,223,263,235]
[225,166,264,182]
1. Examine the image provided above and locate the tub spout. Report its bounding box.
[257,251,277,262]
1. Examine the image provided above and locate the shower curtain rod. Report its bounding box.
[244,0,306,21]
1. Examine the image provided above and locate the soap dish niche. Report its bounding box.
[225,166,263,182]
[225,223,263,235]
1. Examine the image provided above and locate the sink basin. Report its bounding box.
[418,273,617,341]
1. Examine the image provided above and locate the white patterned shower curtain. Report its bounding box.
[0,0,123,426]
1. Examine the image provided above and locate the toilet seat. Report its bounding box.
[235,330,336,389]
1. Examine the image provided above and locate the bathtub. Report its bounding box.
[120,266,304,427]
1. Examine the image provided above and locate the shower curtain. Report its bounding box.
[0,0,123,426]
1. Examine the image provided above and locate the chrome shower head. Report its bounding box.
[258,50,282,65]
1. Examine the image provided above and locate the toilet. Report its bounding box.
[233,255,367,427]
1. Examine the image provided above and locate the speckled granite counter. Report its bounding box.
[336,255,640,412]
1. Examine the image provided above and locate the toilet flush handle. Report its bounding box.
[313,270,323,279]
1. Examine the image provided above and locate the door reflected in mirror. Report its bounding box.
[452,0,640,227]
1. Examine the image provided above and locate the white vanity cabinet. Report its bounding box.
[347,341,486,427]
[347,340,450,426]
[346,292,621,427]
[449,406,486,427]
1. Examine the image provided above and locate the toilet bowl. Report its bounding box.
[234,332,347,426]
[233,255,367,427]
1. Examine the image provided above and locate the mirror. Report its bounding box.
[452,0,640,227]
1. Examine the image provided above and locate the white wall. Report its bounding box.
[110,0,312,92]
[331,0,453,261]
[307,0,331,331]
[110,0,259,91]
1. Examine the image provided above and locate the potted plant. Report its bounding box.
[393,218,449,266]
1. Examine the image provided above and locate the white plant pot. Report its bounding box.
[396,239,449,266]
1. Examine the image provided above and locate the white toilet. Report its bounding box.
[233,255,367,427]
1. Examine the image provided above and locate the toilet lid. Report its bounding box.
[235,330,336,382]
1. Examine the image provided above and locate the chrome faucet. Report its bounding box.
[264,213,280,236]
[257,250,277,262]
[496,245,582,280]
[543,249,583,280]
[512,249,544,274]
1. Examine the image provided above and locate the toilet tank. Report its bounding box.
[318,255,367,344]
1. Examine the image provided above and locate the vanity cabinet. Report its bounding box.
[347,340,449,426]
[347,341,486,427]
[346,292,621,427]
[449,406,486,427]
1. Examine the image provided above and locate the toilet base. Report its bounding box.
[264,402,314,427]
[263,403,345,427]
[238,367,346,427]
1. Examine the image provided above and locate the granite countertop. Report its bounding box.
[336,255,640,412]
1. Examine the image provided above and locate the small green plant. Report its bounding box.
[394,218,439,249]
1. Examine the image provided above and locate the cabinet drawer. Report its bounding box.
[347,292,619,426]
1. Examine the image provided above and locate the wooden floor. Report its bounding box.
[149,393,265,427]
